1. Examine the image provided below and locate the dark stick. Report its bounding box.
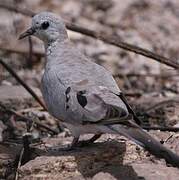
[0,2,34,16]
[15,146,24,180]
[0,59,47,110]
[113,72,179,78]
[66,22,179,69]
[0,103,58,135]
[145,98,179,113]
[0,3,179,69]
[0,46,44,57]
[142,126,179,132]
[27,36,33,69]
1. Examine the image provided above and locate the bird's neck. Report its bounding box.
[45,35,67,49]
[44,38,71,67]
[45,38,67,55]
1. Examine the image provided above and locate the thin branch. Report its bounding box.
[0,103,58,135]
[0,58,46,110]
[113,72,179,78]
[66,23,179,69]
[145,98,179,113]
[15,147,24,180]
[15,133,34,180]
[142,126,179,132]
[0,2,34,16]
[0,46,44,57]
[0,3,179,69]
[124,91,142,97]
[27,36,33,69]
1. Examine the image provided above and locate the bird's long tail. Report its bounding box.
[108,124,179,168]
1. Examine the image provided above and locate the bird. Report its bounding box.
[19,12,179,167]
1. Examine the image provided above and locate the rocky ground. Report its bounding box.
[0,0,179,179]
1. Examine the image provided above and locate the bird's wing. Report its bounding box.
[51,45,136,125]
[65,84,135,125]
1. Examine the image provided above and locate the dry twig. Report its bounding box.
[0,46,44,57]
[0,2,179,69]
[27,36,33,69]
[142,126,179,132]
[15,133,34,180]
[0,58,46,110]
[15,147,24,180]
[145,97,179,113]
[113,72,179,78]
[0,102,58,135]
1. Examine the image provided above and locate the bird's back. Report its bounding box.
[44,40,120,92]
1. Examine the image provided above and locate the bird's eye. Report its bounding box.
[41,21,49,30]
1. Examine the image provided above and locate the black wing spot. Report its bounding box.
[66,104,70,110]
[77,90,86,95]
[65,87,71,102]
[65,87,71,95]
[77,90,87,108]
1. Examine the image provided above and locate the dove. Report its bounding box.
[19,12,179,167]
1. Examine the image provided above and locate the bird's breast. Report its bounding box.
[41,70,67,120]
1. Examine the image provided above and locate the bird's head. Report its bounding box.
[19,12,68,44]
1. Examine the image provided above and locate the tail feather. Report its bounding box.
[109,124,179,168]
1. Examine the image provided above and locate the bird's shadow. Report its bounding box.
[37,140,146,180]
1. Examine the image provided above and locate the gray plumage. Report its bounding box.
[19,12,179,167]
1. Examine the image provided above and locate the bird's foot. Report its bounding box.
[47,134,102,152]
[73,134,102,147]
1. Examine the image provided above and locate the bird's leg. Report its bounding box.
[76,134,102,147]
[70,136,80,148]
[49,134,101,152]
[61,134,102,150]
[57,134,101,150]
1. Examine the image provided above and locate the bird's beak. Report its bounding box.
[18,27,36,40]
